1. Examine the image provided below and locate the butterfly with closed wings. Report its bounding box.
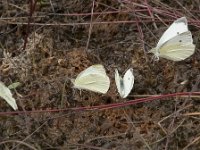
[115,68,134,98]
[73,64,110,94]
[149,17,195,61]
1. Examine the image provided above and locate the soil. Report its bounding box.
[0,0,200,149]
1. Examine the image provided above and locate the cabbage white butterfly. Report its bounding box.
[0,81,18,110]
[115,68,134,98]
[149,17,195,61]
[73,64,110,94]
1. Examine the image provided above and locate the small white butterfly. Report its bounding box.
[115,68,134,98]
[0,81,18,110]
[73,64,110,94]
[149,17,195,61]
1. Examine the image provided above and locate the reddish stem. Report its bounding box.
[0,92,199,116]
[22,0,37,51]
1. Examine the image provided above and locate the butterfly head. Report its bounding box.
[153,54,159,61]
[149,47,160,61]
[70,78,75,85]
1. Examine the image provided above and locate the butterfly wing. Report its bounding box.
[159,31,195,61]
[156,17,188,49]
[74,65,110,94]
[115,69,124,97]
[0,82,18,110]
[123,68,134,98]
[76,64,106,79]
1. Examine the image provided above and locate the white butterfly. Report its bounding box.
[0,81,18,110]
[115,68,134,98]
[149,17,195,61]
[73,64,110,94]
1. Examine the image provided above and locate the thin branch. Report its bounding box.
[0,92,200,116]
[23,0,37,51]
[0,140,37,150]
[85,0,95,51]
[2,19,200,28]
[183,135,200,150]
